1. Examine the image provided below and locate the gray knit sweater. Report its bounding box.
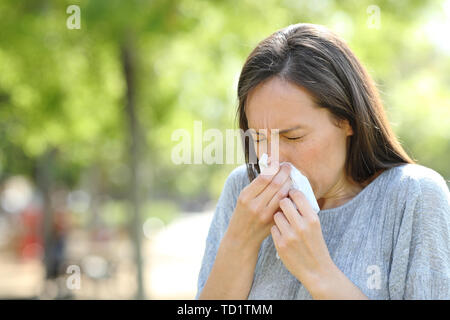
[195,163,450,299]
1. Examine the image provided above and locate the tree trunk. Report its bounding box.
[36,148,56,281]
[121,37,145,300]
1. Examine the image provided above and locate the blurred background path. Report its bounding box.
[0,210,213,300]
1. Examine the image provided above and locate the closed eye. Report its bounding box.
[254,136,304,142]
[286,136,303,140]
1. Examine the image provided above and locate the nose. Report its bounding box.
[266,143,287,165]
[255,133,288,164]
[267,152,287,165]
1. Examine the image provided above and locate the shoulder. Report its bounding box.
[384,163,450,220]
[216,164,251,209]
[368,163,449,215]
[388,163,449,198]
[386,165,450,299]
[224,164,251,197]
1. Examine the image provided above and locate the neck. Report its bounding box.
[317,176,363,211]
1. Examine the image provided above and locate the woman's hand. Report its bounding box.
[271,189,335,287]
[225,161,292,251]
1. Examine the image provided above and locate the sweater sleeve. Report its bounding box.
[194,166,246,299]
[388,170,450,299]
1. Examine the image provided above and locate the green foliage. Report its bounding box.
[0,0,448,217]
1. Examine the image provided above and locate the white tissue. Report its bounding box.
[258,153,320,213]
[258,153,320,260]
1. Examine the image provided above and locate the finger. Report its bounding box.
[279,197,303,229]
[271,224,281,240]
[256,163,292,206]
[273,211,291,235]
[260,156,279,176]
[265,177,292,216]
[288,189,317,220]
[240,162,280,200]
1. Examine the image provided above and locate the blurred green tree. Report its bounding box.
[0,0,449,299]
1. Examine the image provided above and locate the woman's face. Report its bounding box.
[245,76,357,208]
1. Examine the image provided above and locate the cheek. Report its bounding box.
[311,135,348,192]
[289,136,330,194]
[295,135,325,163]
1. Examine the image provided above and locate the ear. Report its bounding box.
[342,119,353,136]
[331,114,353,137]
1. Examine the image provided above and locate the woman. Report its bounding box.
[195,23,450,299]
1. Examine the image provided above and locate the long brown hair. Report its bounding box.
[236,23,416,183]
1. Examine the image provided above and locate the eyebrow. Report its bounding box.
[253,125,305,135]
